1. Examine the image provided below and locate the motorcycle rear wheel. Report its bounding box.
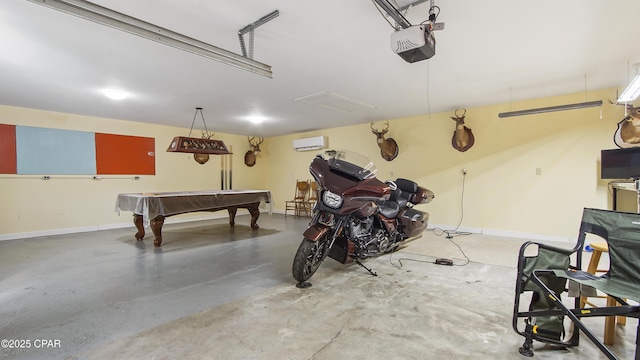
[292,237,328,282]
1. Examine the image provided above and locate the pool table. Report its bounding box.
[115,190,271,246]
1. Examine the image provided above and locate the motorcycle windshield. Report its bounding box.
[325,150,378,181]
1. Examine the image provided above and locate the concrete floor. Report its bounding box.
[0,213,637,359]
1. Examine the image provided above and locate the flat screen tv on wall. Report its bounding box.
[601,147,640,179]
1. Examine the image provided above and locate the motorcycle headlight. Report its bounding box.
[322,190,343,209]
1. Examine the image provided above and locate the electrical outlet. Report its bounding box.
[462,168,467,175]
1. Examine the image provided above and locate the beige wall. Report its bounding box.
[0,105,267,238]
[0,87,633,240]
[264,88,629,241]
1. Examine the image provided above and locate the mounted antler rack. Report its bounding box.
[371,120,399,161]
[451,108,474,152]
[244,136,264,167]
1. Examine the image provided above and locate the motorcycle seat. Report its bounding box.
[377,200,400,219]
[391,178,418,208]
[392,189,411,208]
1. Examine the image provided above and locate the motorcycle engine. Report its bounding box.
[349,217,373,240]
[349,218,394,256]
[370,229,393,254]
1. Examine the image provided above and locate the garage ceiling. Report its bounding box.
[1,0,639,137]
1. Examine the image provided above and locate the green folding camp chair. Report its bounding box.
[512,208,640,360]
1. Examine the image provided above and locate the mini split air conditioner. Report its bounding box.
[292,136,327,151]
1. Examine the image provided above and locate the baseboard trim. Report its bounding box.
[427,223,574,244]
[481,228,573,243]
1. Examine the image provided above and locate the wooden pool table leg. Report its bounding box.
[150,216,165,247]
[226,203,260,230]
[247,204,260,230]
[133,214,145,240]
[227,207,238,227]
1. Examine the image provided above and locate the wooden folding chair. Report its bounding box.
[301,180,317,218]
[285,180,310,217]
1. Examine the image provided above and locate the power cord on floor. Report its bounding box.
[388,245,469,269]
[390,169,471,269]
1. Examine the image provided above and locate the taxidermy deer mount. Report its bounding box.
[371,121,399,161]
[244,136,264,167]
[610,100,640,148]
[451,108,475,152]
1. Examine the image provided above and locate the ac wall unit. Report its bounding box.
[292,136,327,151]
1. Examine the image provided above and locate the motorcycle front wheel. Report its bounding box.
[292,237,328,283]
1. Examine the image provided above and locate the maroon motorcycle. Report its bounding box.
[292,150,434,287]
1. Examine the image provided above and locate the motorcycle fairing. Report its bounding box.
[339,198,379,217]
[310,156,390,198]
[314,194,379,218]
[342,178,391,199]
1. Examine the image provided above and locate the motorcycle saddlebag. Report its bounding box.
[398,208,429,237]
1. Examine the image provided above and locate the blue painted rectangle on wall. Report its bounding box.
[16,126,96,174]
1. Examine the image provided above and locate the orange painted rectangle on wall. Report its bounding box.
[95,133,155,175]
[0,124,17,174]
